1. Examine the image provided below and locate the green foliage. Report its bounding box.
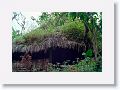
[82,49,93,58]
[12,27,17,39]
[14,20,85,44]
[96,56,102,72]
[47,59,98,72]
[86,49,93,57]
[87,30,93,40]
[24,28,56,43]
[13,36,25,44]
[13,58,101,72]
[61,21,84,42]
[12,12,102,72]
[75,60,97,72]
[12,27,21,40]
[68,12,77,21]
[39,12,49,21]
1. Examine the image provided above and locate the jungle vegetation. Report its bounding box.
[12,12,102,72]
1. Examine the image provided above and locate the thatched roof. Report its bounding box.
[12,33,86,53]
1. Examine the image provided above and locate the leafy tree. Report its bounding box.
[68,12,102,60]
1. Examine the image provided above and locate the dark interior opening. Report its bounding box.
[12,47,85,64]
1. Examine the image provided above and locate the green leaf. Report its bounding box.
[86,49,93,57]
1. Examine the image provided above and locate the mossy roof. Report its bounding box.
[12,33,86,53]
[12,21,86,53]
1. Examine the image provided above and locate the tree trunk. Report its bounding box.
[83,22,89,51]
[92,30,98,60]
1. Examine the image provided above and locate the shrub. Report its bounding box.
[13,36,25,44]
[85,49,93,57]
[75,60,97,72]
[13,59,101,72]
[61,21,84,42]
[47,59,98,72]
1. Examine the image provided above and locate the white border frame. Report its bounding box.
[0,0,114,84]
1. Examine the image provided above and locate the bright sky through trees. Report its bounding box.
[12,12,41,33]
[12,12,101,34]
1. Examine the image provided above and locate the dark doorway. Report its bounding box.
[12,47,85,64]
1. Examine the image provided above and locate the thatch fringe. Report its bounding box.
[12,34,85,53]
